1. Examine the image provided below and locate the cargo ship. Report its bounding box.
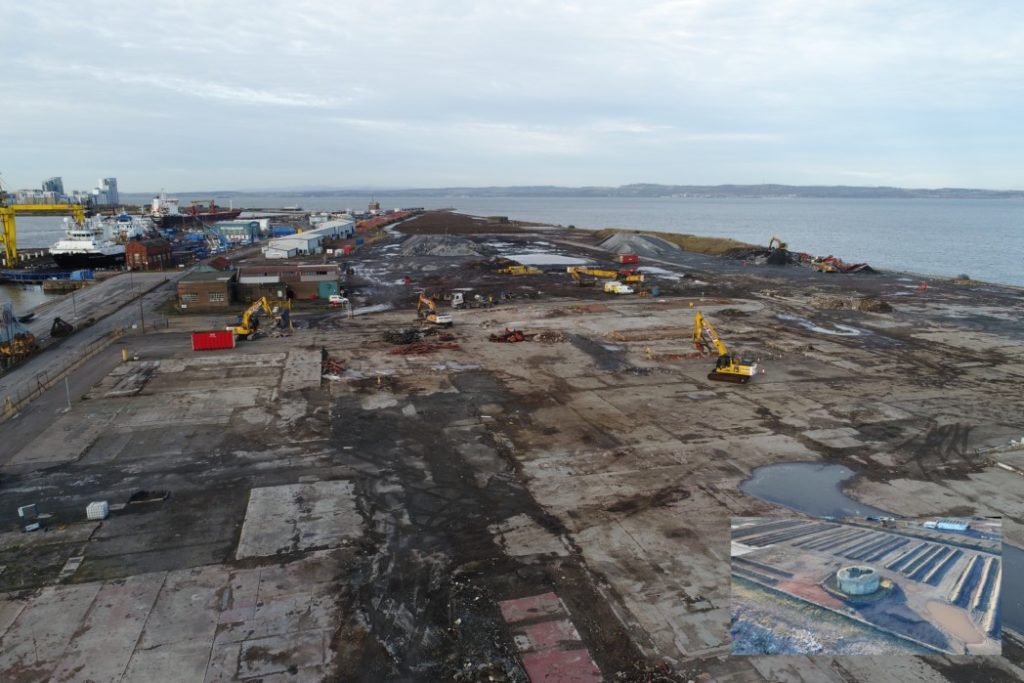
[149,193,241,228]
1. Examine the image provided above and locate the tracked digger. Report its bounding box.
[692,311,757,383]
[416,293,453,326]
[229,297,284,340]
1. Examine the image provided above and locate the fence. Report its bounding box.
[2,327,124,421]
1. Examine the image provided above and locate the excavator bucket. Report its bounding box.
[51,317,74,337]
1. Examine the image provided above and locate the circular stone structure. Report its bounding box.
[836,565,881,595]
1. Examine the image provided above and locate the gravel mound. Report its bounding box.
[597,233,681,259]
[400,234,483,257]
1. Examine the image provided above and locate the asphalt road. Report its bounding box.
[0,271,184,411]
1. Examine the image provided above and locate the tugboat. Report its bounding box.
[49,216,124,269]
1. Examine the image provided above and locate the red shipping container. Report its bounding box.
[191,330,236,351]
[617,254,639,264]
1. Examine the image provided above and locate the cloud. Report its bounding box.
[2,1,1023,188]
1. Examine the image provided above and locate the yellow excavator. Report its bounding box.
[692,311,757,383]
[417,293,453,326]
[229,296,282,340]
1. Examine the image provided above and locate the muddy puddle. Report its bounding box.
[740,462,892,519]
[924,600,985,645]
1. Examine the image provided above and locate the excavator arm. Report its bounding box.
[693,312,729,356]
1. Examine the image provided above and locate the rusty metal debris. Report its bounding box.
[389,341,461,355]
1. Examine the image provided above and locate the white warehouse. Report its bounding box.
[261,220,355,259]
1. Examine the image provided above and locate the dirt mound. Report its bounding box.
[596,233,681,259]
[399,234,483,257]
[858,297,893,313]
[811,296,894,313]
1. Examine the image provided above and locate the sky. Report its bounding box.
[2,1,1023,192]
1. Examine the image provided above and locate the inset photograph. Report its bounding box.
[730,515,1001,655]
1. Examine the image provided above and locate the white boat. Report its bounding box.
[49,216,125,270]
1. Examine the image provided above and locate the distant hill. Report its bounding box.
[123,184,1024,200]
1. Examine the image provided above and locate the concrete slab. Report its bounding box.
[499,592,567,625]
[235,481,361,559]
[489,514,569,558]
[236,629,329,678]
[521,648,602,683]
[48,572,165,683]
[281,347,323,392]
[121,637,213,683]
[0,582,103,677]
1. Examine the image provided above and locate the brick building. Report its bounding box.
[236,261,341,301]
[176,266,237,309]
[126,238,172,271]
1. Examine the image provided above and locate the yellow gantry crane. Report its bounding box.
[0,190,86,265]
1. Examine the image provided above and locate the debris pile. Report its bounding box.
[534,330,565,343]
[322,355,346,375]
[399,234,483,257]
[643,346,702,362]
[811,296,893,313]
[489,328,534,343]
[732,243,875,274]
[384,329,422,345]
[389,341,461,355]
[857,297,893,313]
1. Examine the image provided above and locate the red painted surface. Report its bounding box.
[498,592,566,625]
[617,254,639,264]
[522,648,602,683]
[191,330,236,351]
[523,619,582,652]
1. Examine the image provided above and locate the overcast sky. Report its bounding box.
[2,1,1023,192]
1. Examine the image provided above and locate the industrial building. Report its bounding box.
[125,238,172,271]
[924,518,970,532]
[261,220,355,259]
[236,261,341,300]
[175,266,237,309]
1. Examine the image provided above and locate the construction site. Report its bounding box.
[0,210,1022,682]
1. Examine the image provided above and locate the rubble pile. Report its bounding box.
[400,234,484,257]
[732,246,875,274]
[811,296,893,313]
[384,329,422,345]
[534,330,566,343]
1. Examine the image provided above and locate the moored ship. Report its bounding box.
[150,193,241,227]
[49,216,124,269]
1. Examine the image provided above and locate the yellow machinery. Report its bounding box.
[496,264,542,276]
[692,311,757,383]
[0,195,86,265]
[417,293,453,326]
[567,266,644,285]
[0,302,38,363]
[229,296,283,339]
[768,235,787,251]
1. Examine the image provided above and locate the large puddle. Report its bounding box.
[740,461,1022,635]
[739,462,891,519]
